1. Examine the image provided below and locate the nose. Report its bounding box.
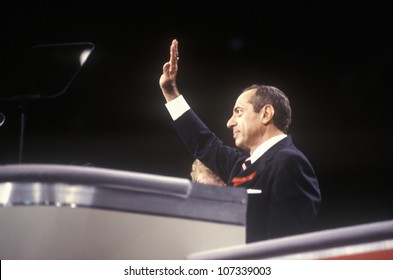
[227,114,236,128]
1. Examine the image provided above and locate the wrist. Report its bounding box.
[162,88,180,102]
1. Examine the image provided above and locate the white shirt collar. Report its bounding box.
[249,134,287,163]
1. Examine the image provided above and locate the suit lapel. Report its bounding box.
[229,136,293,187]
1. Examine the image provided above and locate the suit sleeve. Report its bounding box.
[172,109,243,183]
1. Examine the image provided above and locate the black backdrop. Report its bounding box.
[1,1,392,231]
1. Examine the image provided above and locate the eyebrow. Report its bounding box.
[233,106,244,112]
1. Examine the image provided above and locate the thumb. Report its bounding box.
[162,62,171,75]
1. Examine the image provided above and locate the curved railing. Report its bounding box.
[0,164,247,224]
[187,219,393,260]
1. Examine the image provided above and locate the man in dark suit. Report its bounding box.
[159,39,321,243]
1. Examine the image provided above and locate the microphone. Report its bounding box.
[0,112,5,126]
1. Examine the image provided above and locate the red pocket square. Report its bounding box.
[231,171,257,187]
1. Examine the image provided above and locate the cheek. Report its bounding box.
[240,117,252,133]
[245,118,262,136]
[238,118,246,131]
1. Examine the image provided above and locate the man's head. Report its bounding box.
[227,84,291,153]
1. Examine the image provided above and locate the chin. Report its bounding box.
[235,141,245,150]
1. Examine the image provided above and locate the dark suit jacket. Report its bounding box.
[173,109,321,243]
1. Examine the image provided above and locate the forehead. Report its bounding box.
[234,89,256,108]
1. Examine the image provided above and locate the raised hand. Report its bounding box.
[159,39,181,102]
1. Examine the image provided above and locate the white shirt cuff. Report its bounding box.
[165,95,190,120]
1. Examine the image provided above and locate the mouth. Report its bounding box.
[233,130,240,139]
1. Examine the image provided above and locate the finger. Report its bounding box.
[169,64,177,76]
[169,39,179,66]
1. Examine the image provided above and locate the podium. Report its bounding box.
[0,164,247,259]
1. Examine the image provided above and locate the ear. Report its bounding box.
[261,104,274,125]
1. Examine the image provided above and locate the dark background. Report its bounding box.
[1,1,392,231]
